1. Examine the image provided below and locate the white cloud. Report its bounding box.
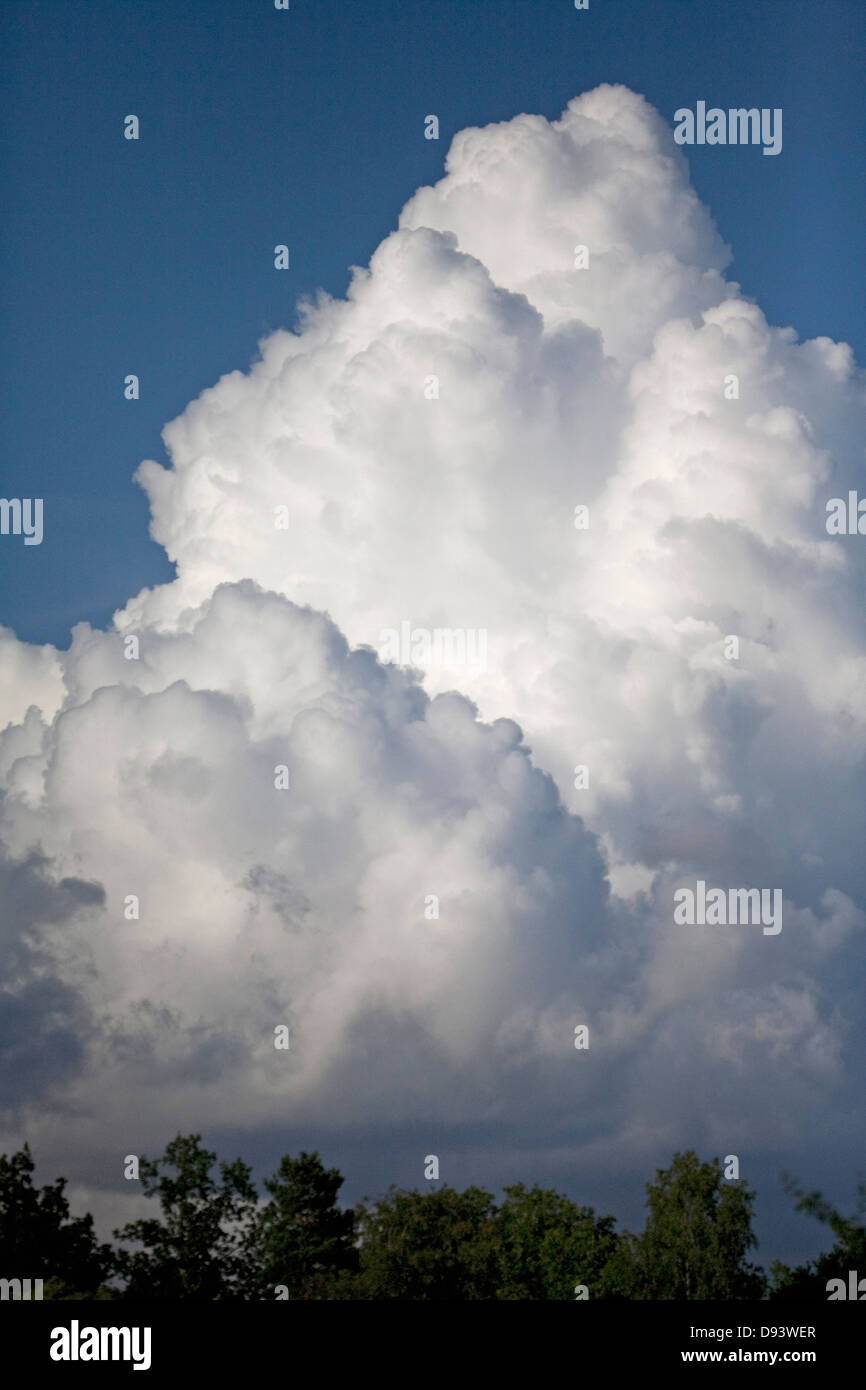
[0,626,64,732]
[1,85,865,1213]
[115,89,866,900]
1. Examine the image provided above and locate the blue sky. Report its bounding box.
[1,0,864,646]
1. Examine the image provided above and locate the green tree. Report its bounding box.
[494,1182,620,1300]
[354,1184,498,1300]
[769,1173,866,1300]
[594,1227,644,1299]
[0,1145,113,1298]
[250,1150,357,1299]
[618,1150,765,1299]
[113,1133,257,1300]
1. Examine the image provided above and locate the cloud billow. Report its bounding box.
[1,85,864,1211]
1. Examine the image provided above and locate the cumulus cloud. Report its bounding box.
[0,584,621,1147]
[117,87,866,903]
[1,85,865,1213]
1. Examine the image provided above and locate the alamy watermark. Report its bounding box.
[0,498,43,545]
[826,1271,866,1300]
[674,880,783,936]
[674,103,782,156]
[50,1320,152,1370]
[0,1276,43,1300]
[379,621,488,673]
[826,491,866,535]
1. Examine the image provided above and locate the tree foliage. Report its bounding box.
[494,1182,619,1299]
[352,1184,499,1299]
[769,1174,866,1300]
[613,1150,766,1299]
[10,1136,856,1301]
[113,1133,257,1300]
[0,1144,112,1298]
[250,1150,357,1299]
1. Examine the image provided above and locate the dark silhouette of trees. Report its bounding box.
[769,1174,866,1300]
[351,1184,499,1299]
[0,1144,113,1298]
[6,1136,858,1301]
[248,1150,357,1299]
[112,1133,257,1300]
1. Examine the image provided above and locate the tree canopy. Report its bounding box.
[250,1149,357,1299]
[607,1150,766,1299]
[2,1136,854,1301]
[0,1143,112,1298]
[112,1133,257,1300]
[769,1174,866,1300]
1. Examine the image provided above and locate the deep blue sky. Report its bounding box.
[1,0,864,647]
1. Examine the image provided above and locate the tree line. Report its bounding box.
[0,1136,862,1300]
